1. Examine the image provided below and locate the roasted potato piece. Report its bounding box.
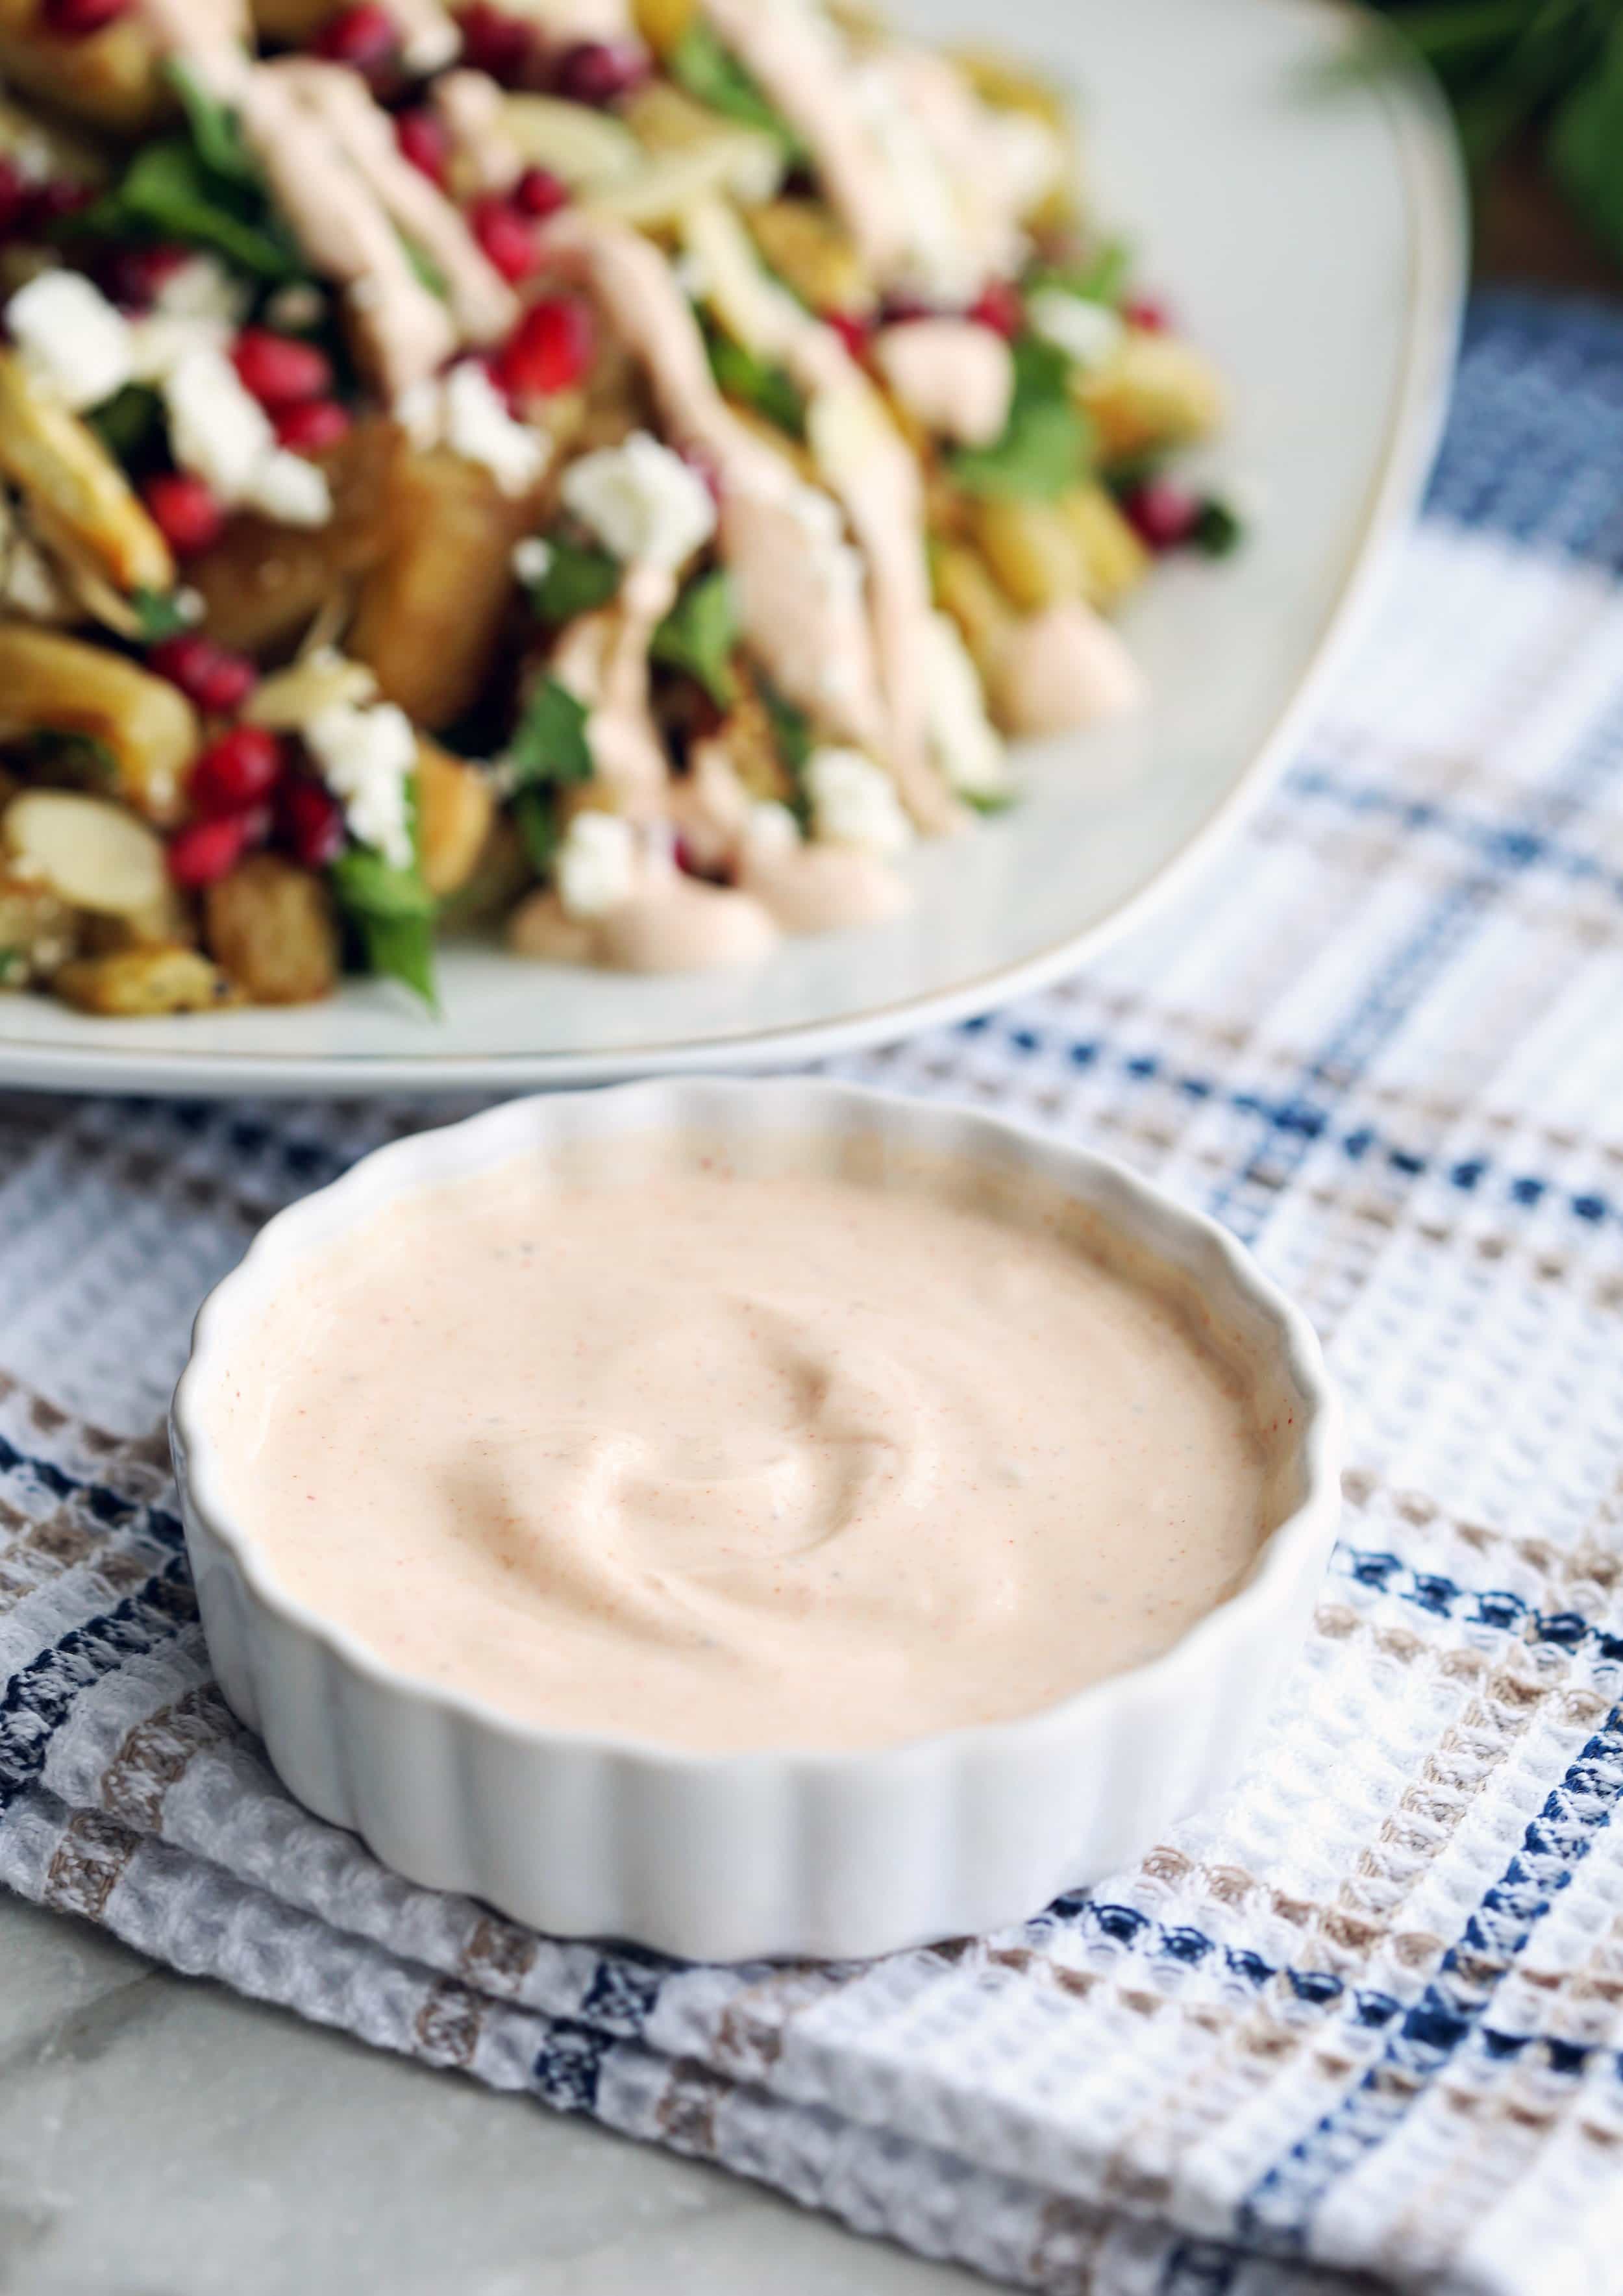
[0,630,197,824]
[416,739,496,900]
[186,417,401,657]
[0,352,175,598]
[1080,330,1224,461]
[1060,484,1150,610]
[0,0,164,132]
[932,540,1016,684]
[203,854,338,1006]
[633,0,695,53]
[55,946,237,1016]
[252,0,340,36]
[0,872,77,988]
[437,816,533,932]
[969,497,1087,613]
[747,201,872,315]
[350,448,541,731]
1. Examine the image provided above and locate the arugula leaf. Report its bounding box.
[704,325,805,437]
[129,588,196,642]
[668,22,802,156]
[166,62,260,186]
[526,535,622,625]
[948,333,1093,500]
[87,384,164,464]
[650,569,738,707]
[330,831,439,1009]
[507,677,594,789]
[21,729,119,785]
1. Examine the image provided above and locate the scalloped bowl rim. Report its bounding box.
[171,1078,1343,1782]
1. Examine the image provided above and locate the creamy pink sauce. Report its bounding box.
[216,1146,1273,1752]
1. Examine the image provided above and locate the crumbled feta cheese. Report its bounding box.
[443,360,549,497]
[154,254,249,326]
[923,612,1008,799]
[6,271,132,412]
[853,60,975,304]
[554,810,637,920]
[304,700,418,869]
[512,536,552,584]
[395,5,460,73]
[560,430,716,570]
[161,347,333,527]
[805,748,913,857]
[743,800,801,858]
[247,447,334,528]
[162,345,277,502]
[127,311,233,386]
[392,376,442,451]
[1026,289,1124,374]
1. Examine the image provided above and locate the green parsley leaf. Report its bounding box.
[400,234,449,299]
[129,588,195,642]
[166,61,260,186]
[704,324,805,437]
[668,22,803,156]
[1550,16,1623,268]
[650,568,738,707]
[87,140,303,280]
[756,676,813,813]
[514,787,562,876]
[507,677,595,789]
[1191,496,1245,558]
[1027,238,1132,307]
[330,833,438,1009]
[526,534,623,625]
[21,729,120,785]
[948,334,1093,500]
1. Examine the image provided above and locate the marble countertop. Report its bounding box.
[0,1894,984,2296]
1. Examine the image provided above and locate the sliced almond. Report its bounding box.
[4,790,167,919]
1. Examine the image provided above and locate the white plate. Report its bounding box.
[0,0,1464,1098]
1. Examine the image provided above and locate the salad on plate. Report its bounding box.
[0,0,1233,1014]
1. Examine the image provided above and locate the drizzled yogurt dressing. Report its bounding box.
[216,1143,1273,1753]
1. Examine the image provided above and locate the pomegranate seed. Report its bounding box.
[21,177,94,232]
[149,634,258,715]
[512,165,569,219]
[1123,295,1169,332]
[310,3,400,82]
[188,726,285,817]
[232,328,332,408]
[456,2,532,84]
[821,310,870,362]
[395,106,449,187]
[274,398,352,454]
[552,39,649,106]
[102,240,188,310]
[143,472,226,558]
[167,815,251,889]
[0,159,29,241]
[494,294,594,397]
[969,279,1022,338]
[40,0,130,37]
[277,776,346,870]
[471,195,538,283]
[1121,477,1199,552]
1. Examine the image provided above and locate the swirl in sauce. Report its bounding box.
[217,1146,1276,1753]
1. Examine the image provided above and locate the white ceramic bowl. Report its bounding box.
[171,1081,1342,1961]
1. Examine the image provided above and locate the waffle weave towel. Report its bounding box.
[5,293,1623,2296]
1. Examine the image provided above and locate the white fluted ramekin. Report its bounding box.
[172,1079,1341,1962]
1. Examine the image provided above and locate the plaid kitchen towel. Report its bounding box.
[4,290,1623,2296]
